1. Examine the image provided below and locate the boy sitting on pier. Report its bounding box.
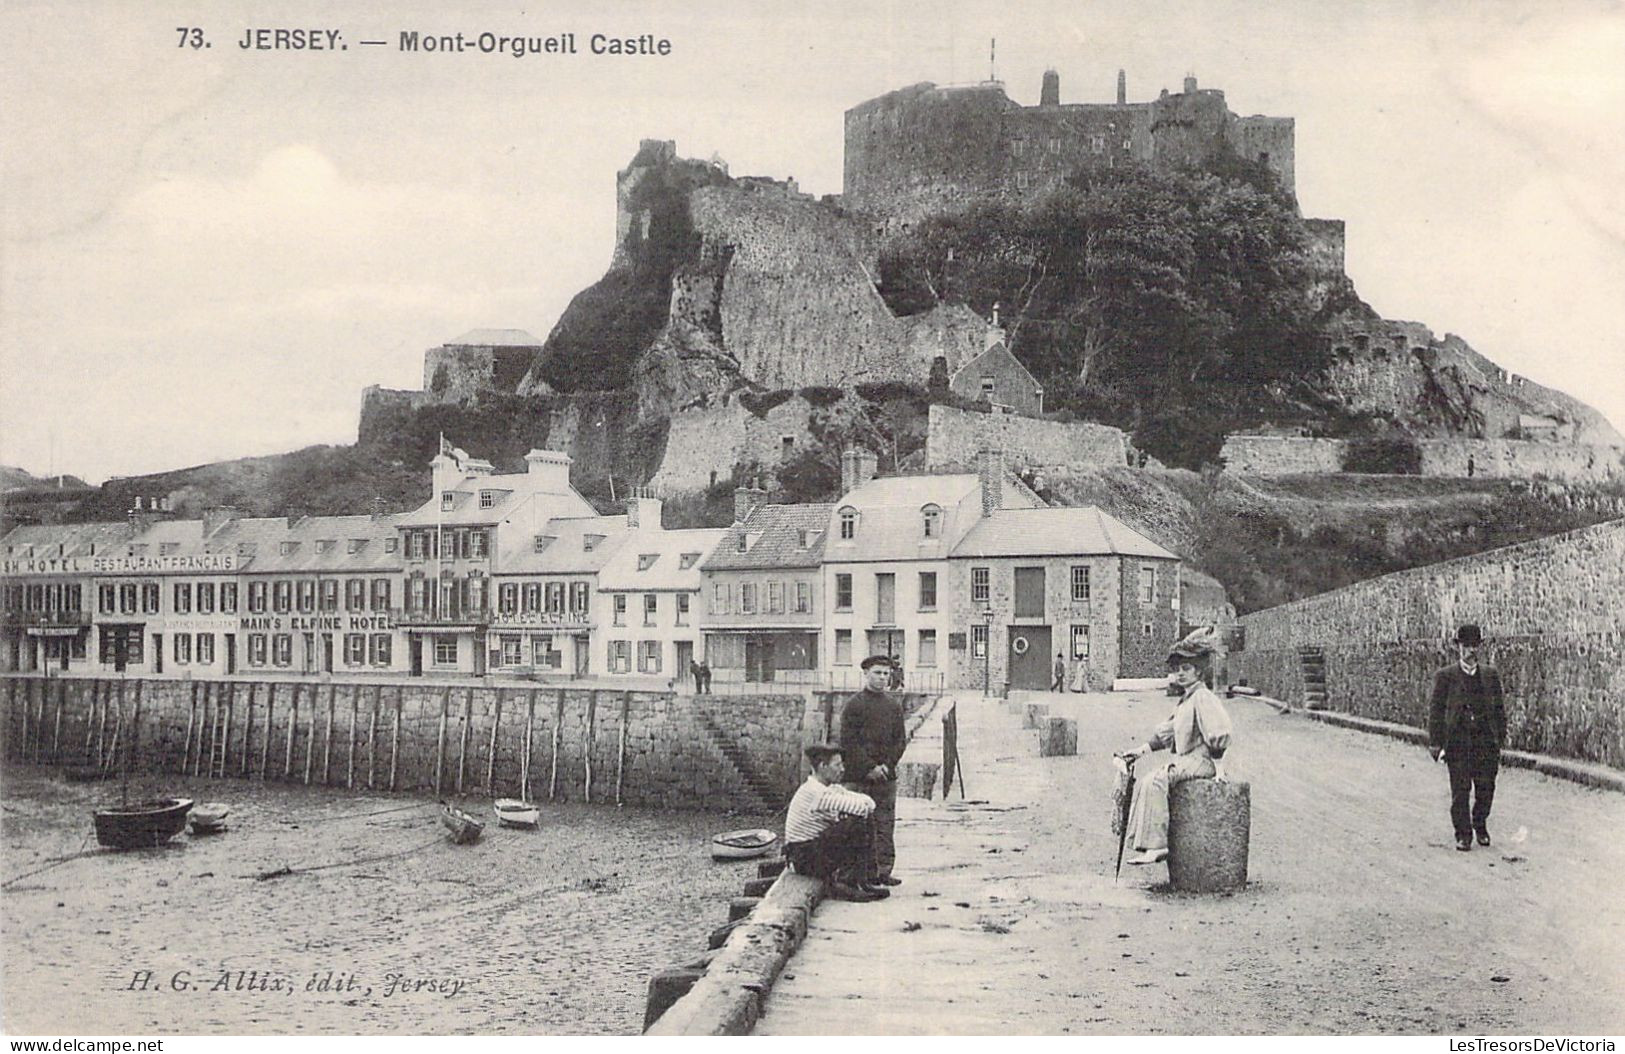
[782,744,889,902]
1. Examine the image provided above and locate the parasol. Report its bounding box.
[1111,752,1137,883]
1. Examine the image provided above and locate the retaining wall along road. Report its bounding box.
[0,676,820,810]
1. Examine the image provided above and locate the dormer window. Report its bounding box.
[160,542,180,556]
[237,542,256,557]
[534,535,554,554]
[737,533,749,553]
[637,554,659,571]
[583,534,603,552]
[280,541,298,556]
[679,552,699,570]
[921,504,943,539]
[130,544,148,556]
[479,490,495,509]
[838,507,858,541]
[347,539,364,554]
[797,529,810,548]
[980,376,996,400]
[316,539,335,554]
[441,492,455,511]
[385,537,399,553]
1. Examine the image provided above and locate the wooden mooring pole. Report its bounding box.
[521,689,536,802]
[486,689,502,795]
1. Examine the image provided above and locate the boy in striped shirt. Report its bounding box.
[783,744,889,902]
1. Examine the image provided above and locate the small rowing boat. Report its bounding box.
[493,798,540,829]
[94,798,194,850]
[189,802,230,835]
[710,828,779,861]
[440,802,485,845]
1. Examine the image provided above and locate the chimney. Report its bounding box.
[979,448,1005,517]
[626,493,663,531]
[733,486,768,525]
[1040,68,1060,106]
[523,448,572,492]
[841,446,878,494]
[203,505,240,537]
[1117,69,1126,105]
[1183,73,1198,94]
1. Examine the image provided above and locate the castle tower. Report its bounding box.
[1184,73,1199,94]
[1041,69,1060,106]
[1117,69,1126,105]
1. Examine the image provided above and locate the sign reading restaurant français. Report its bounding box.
[1,554,239,577]
[240,614,394,632]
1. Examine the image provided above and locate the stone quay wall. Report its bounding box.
[1220,434,1625,483]
[926,405,1129,472]
[1231,519,1625,768]
[0,677,820,811]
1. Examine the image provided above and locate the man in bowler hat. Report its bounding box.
[1427,624,1507,852]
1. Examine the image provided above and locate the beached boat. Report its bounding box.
[189,802,230,835]
[710,828,779,861]
[93,798,194,850]
[493,798,540,829]
[440,802,485,845]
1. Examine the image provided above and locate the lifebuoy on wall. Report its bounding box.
[1012,635,1030,656]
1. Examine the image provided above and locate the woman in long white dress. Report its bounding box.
[1120,628,1232,865]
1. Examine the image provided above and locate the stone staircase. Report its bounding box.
[694,710,785,812]
[1298,646,1328,710]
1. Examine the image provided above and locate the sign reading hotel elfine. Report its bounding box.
[1,554,239,576]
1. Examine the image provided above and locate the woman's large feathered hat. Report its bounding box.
[1168,626,1221,663]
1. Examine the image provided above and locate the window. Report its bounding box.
[99,585,115,614]
[408,577,428,612]
[980,376,996,400]
[767,581,783,614]
[643,593,658,626]
[1014,567,1045,618]
[545,582,565,613]
[120,583,137,614]
[679,553,699,570]
[583,534,602,552]
[198,582,215,614]
[613,594,627,626]
[838,508,857,540]
[795,581,811,614]
[249,581,268,613]
[316,539,335,554]
[499,583,519,615]
[248,633,268,666]
[971,566,990,605]
[676,593,690,625]
[608,640,631,673]
[220,583,238,613]
[797,530,810,549]
[1071,565,1091,602]
[835,574,852,611]
[345,633,366,666]
[532,636,559,669]
[570,582,589,614]
[347,579,367,610]
[835,629,853,665]
[142,583,159,614]
[919,572,937,611]
[919,629,938,667]
[407,533,428,560]
[1139,565,1156,605]
[441,492,455,511]
[533,534,552,553]
[972,623,988,658]
[740,583,757,614]
[500,635,523,666]
[160,542,179,556]
[385,536,398,555]
[196,633,214,665]
[921,504,942,539]
[638,640,661,673]
[712,583,729,615]
[467,577,486,613]
[280,541,298,556]
[638,554,659,572]
[479,490,495,509]
[174,633,191,664]
[522,583,541,612]
[347,538,364,554]
[320,579,339,611]
[1071,624,1091,659]
[297,580,316,613]
[434,636,458,665]
[173,583,191,614]
[469,531,488,559]
[272,633,293,667]
[369,634,392,666]
[736,534,749,553]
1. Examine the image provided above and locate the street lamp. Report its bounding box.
[979,608,994,697]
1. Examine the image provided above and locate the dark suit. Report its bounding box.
[1427,663,1507,839]
[839,687,905,879]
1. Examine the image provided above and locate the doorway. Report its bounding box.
[410,634,423,677]
[152,633,163,674]
[1006,625,1052,691]
[745,636,776,683]
[675,640,694,688]
[573,635,589,677]
[224,633,237,675]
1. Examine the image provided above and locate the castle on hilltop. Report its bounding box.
[843,70,1296,226]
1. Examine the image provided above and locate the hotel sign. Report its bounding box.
[4,554,239,576]
[240,614,395,632]
[490,611,588,629]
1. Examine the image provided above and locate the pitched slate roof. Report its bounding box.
[700,504,833,571]
[397,473,594,528]
[2,521,133,558]
[822,475,982,564]
[202,514,404,573]
[600,527,728,591]
[950,506,1180,561]
[496,514,630,575]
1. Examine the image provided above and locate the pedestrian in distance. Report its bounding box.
[888,653,903,690]
[697,660,712,694]
[1052,652,1067,692]
[838,655,906,886]
[688,658,703,693]
[781,744,889,901]
[1117,628,1232,866]
[1427,624,1507,852]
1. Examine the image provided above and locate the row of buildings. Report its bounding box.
[1,445,1184,691]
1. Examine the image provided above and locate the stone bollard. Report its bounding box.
[728,896,762,922]
[644,966,706,1031]
[1023,703,1050,730]
[1039,717,1077,757]
[897,761,939,799]
[708,918,747,950]
[1167,779,1250,893]
[742,877,776,898]
[757,858,786,879]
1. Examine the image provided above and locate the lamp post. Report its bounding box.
[979,608,994,697]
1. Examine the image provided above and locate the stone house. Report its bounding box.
[948,338,1045,416]
[594,499,723,684]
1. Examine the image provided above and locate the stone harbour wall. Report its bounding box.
[1220,434,1625,482]
[927,405,1129,472]
[1231,518,1625,767]
[0,677,820,811]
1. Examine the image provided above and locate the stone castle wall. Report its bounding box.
[926,405,1129,472]
[1218,436,1345,475]
[422,345,535,402]
[1219,434,1625,482]
[1,677,819,811]
[1230,518,1625,767]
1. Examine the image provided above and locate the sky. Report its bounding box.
[2,0,1623,483]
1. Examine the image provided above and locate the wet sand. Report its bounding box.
[1,765,775,1035]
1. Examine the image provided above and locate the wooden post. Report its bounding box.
[51,678,66,762]
[22,679,34,762]
[432,686,450,796]
[455,687,472,795]
[95,679,110,764]
[346,685,358,789]
[367,685,381,790]
[221,683,235,777]
[615,691,630,806]
[521,688,536,803]
[84,680,100,756]
[284,683,299,780]
[261,682,276,781]
[548,688,563,801]
[128,680,144,776]
[191,682,206,777]
[321,683,336,785]
[486,688,502,795]
[105,681,126,775]
[241,682,257,778]
[584,690,597,804]
[304,683,319,785]
[389,686,403,792]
